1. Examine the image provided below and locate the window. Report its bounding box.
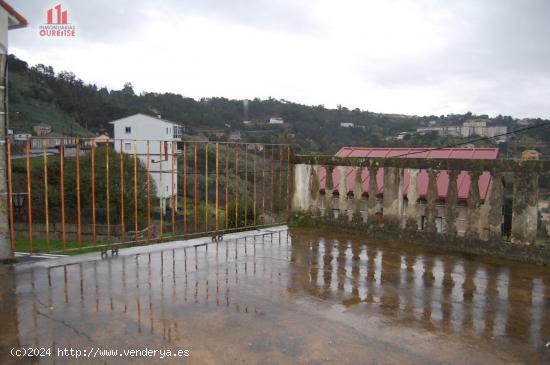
[124,143,131,152]
[125,126,131,134]
[166,127,169,134]
[421,216,444,233]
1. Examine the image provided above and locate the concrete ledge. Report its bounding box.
[12,225,288,273]
[291,214,550,266]
[293,155,550,172]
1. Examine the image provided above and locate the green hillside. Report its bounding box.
[7,54,550,155]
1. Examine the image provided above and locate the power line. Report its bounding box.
[395,121,550,158]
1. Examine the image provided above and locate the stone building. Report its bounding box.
[318,147,503,237]
[30,132,77,148]
[33,123,52,136]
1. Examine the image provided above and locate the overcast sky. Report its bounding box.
[8,0,550,118]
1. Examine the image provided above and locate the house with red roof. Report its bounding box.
[318,147,503,236]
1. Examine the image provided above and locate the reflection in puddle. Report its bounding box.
[288,229,550,356]
[2,227,550,364]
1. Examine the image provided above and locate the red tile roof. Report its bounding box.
[319,147,500,202]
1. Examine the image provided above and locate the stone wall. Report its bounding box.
[291,155,550,248]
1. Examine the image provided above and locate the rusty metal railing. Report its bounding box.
[6,138,292,254]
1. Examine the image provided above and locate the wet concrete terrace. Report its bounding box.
[1,226,550,364]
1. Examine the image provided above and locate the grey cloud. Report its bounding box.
[10,0,151,46]
[358,0,550,117]
[7,0,550,118]
[10,0,319,46]
[161,0,320,35]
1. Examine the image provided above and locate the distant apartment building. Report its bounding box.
[460,120,507,139]
[417,120,507,141]
[340,122,354,128]
[110,113,184,213]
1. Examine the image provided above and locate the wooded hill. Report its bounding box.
[7,54,550,155]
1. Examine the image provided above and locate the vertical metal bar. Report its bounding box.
[205,143,208,232]
[91,141,96,243]
[279,145,283,222]
[253,146,256,226]
[7,139,14,251]
[76,139,81,245]
[262,147,266,224]
[215,143,219,231]
[42,139,49,250]
[105,142,109,244]
[120,140,125,243]
[159,141,163,239]
[225,144,229,229]
[146,141,151,241]
[183,143,187,234]
[134,140,138,241]
[60,140,65,249]
[235,144,239,228]
[244,145,248,226]
[171,141,175,235]
[270,146,274,224]
[193,143,198,233]
[25,139,33,252]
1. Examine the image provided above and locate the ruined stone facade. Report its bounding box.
[291,155,549,247]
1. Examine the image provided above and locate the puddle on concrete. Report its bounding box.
[1,227,549,364]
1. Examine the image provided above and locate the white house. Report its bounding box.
[13,133,31,141]
[340,122,354,128]
[110,114,184,213]
[269,117,284,124]
[229,131,241,142]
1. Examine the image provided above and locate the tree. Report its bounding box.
[122,82,135,96]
